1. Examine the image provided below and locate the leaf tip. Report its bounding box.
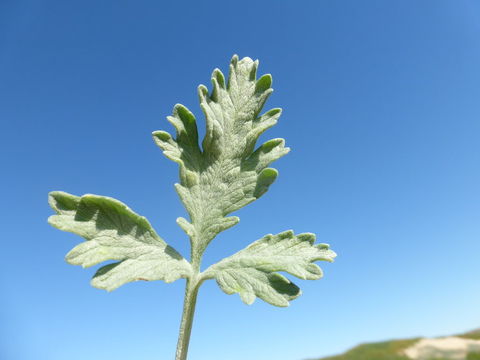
[47,214,57,227]
[197,84,209,99]
[297,232,316,244]
[230,54,239,66]
[254,168,279,198]
[240,292,256,305]
[48,191,79,214]
[91,280,113,292]
[211,68,226,88]
[255,74,272,94]
[152,130,172,142]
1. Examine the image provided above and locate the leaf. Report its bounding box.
[202,230,336,307]
[48,191,192,291]
[153,55,290,256]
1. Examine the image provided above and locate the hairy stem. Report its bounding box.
[175,276,201,360]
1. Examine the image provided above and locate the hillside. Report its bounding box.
[312,329,480,360]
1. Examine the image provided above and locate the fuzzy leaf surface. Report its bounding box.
[203,230,336,307]
[153,55,290,256]
[48,191,192,291]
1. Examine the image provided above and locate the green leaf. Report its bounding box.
[48,191,192,291]
[153,55,290,256]
[203,230,336,307]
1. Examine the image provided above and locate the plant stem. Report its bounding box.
[175,276,201,360]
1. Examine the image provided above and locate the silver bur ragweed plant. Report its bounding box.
[48,55,337,360]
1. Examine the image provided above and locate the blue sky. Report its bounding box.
[1,1,479,359]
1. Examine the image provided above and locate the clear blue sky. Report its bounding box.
[1,1,479,359]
